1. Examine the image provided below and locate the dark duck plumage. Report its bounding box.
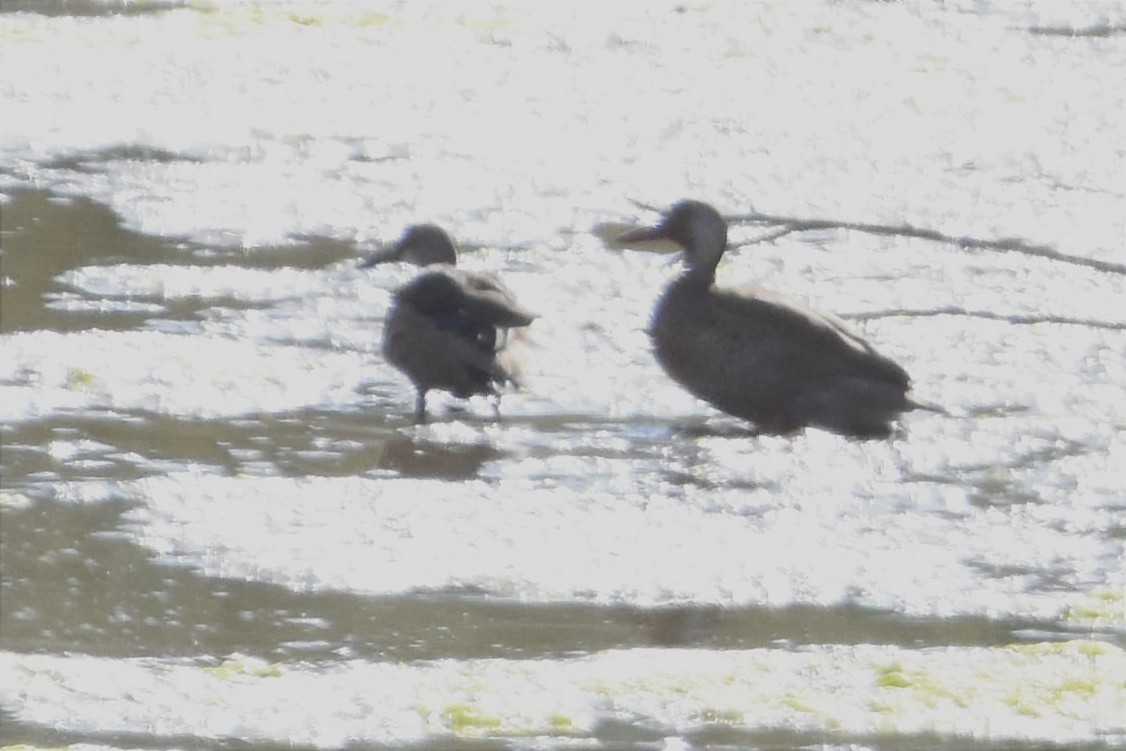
[617,200,918,439]
[360,223,458,268]
[368,225,536,419]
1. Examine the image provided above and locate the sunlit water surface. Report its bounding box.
[2,0,1124,749]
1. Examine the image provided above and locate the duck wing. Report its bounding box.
[650,279,912,434]
[387,268,534,396]
[708,283,910,388]
[400,268,536,331]
[454,270,538,329]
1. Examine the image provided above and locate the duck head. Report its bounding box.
[617,200,728,282]
[361,223,458,267]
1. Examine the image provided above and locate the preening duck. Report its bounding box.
[370,225,535,419]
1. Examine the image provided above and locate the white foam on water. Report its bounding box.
[0,330,371,421]
[58,264,329,303]
[1,642,1122,749]
[116,469,1121,621]
[2,0,1120,257]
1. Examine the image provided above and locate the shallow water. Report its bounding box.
[1,1,1124,749]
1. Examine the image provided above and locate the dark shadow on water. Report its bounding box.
[273,233,359,269]
[235,407,508,480]
[0,407,505,483]
[686,725,1113,751]
[1027,23,1126,38]
[1,188,193,332]
[0,186,359,333]
[0,0,185,16]
[37,144,203,172]
[0,498,1069,663]
[374,432,503,479]
[0,712,510,751]
[671,421,764,439]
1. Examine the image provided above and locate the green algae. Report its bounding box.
[697,707,745,724]
[65,366,96,389]
[1063,589,1125,630]
[874,662,912,688]
[442,703,503,735]
[203,656,283,679]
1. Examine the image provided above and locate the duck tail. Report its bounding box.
[908,397,949,416]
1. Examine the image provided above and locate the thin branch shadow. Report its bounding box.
[626,198,1125,275]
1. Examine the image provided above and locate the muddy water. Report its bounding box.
[1,1,1124,749]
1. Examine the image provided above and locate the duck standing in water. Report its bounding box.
[364,224,536,420]
[617,200,919,438]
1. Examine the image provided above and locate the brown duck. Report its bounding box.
[618,200,919,438]
[365,225,535,419]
